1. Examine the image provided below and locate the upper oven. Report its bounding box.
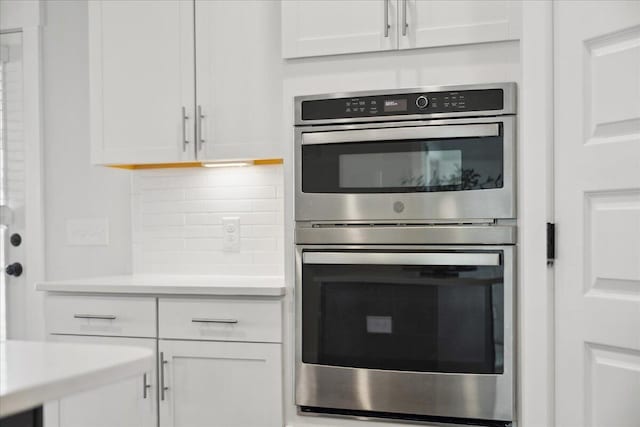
[294,83,516,223]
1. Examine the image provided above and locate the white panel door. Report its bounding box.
[399,0,521,50]
[158,340,282,427]
[195,0,282,162]
[46,335,157,427]
[89,0,195,165]
[554,2,640,427]
[282,0,397,59]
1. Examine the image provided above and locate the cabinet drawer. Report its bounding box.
[46,294,157,338]
[159,298,282,343]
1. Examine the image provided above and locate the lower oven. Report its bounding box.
[295,243,515,425]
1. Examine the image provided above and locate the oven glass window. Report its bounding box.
[302,136,503,193]
[301,253,505,374]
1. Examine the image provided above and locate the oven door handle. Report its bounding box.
[302,252,500,266]
[301,123,499,145]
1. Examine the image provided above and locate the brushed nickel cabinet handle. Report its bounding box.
[384,0,390,37]
[73,314,116,320]
[160,352,169,401]
[197,105,205,151]
[181,107,189,152]
[402,0,408,36]
[142,373,151,399]
[191,318,239,324]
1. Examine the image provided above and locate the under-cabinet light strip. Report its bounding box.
[107,158,283,170]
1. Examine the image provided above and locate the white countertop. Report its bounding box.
[0,340,153,418]
[36,274,286,296]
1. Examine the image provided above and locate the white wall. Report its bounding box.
[42,0,132,281]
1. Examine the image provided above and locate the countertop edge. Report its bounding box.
[0,346,153,418]
[35,283,286,297]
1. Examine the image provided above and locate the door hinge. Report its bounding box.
[547,222,556,266]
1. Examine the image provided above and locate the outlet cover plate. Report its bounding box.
[222,217,240,252]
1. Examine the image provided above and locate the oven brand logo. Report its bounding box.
[393,201,405,213]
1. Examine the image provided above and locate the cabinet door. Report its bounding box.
[158,340,282,427]
[399,0,521,50]
[282,0,398,59]
[45,335,157,427]
[89,0,195,165]
[195,0,282,162]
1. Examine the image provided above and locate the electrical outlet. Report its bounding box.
[66,218,109,246]
[222,217,240,252]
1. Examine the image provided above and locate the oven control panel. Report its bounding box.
[301,88,504,121]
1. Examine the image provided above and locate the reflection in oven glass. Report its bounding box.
[304,136,504,193]
[302,262,504,374]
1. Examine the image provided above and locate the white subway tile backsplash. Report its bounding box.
[241,225,281,238]
[242,238,278,251]
[142,263,282,276]
[253,252,285,265]
[142,200,207,214]
[140,226,187,239]
[185,186,276,200]
[132,165,284,275]
[142,238,185,251]
[140,189,185,203]
[251,199,280,212]
[185,213,218,225]
[141,213,185,227]
[182,225,224,238]
[184,238,223,251]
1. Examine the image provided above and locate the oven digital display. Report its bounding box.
[384,99,407,112]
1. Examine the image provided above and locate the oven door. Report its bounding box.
[295,245,515,422]
[295,116,515,222]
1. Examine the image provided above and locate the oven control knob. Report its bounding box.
[416,95,429,109]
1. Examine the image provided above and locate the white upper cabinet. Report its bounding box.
[399,0,521,50]
[195,0,282,161]
[89,0,281,165]
[281,0,398,58]
[282,0,521,59]
[89,1,195,165]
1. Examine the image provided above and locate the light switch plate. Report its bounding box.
[66,218,109,246]
[222,217,240,252]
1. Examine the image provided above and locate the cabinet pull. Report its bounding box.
[160,352,169,401]
[197,105,205,151]
[181,107,190,152]
[142,373,151,399]
[383,0,390,37]
[73,314,116,320]
[402,0,408,36]
[191,318,239,324]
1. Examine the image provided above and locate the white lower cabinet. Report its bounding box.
[45,335,157,427]
[158,340,282,427]
[42,294,284,427]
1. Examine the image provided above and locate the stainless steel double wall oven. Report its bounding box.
[294,83,517,426]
